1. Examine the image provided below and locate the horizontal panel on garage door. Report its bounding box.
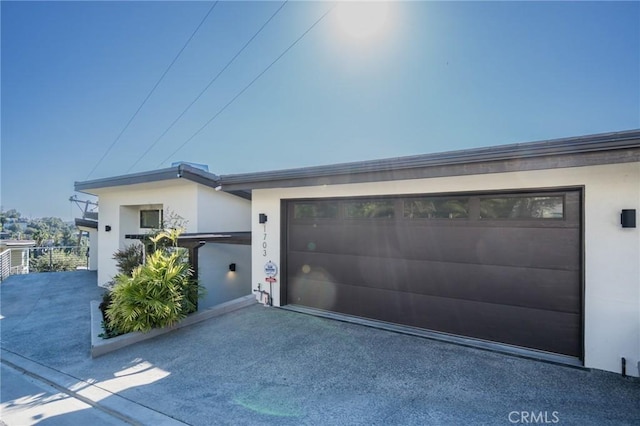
[287,277,581,357]
[288,224,580,271]
[284,190,582,358]
[287,251,580,313]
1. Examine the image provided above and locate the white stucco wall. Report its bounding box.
[9,249,28,270]
[198,243,252,309]
[92,179,199,286]
[88,228,98,271]
[251,161,640,376]
[197,186,251,232]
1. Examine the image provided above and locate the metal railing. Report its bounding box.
[0,246,89,280]
[0,249,10,282]
[28,246,89,273]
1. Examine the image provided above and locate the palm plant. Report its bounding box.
[106,229,199,333]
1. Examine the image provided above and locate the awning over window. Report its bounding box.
[125,232,251,246]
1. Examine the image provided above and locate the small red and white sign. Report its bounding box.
[265,277,277,283]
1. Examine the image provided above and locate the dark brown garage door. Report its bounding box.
[284,190,582,358]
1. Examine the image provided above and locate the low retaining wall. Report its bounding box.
[90,294,257,358]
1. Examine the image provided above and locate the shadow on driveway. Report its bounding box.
[1,272,638,425]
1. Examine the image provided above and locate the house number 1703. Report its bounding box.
[262,225,267,257]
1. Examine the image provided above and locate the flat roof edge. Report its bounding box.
[74,164,220,192]
[75,218,98,230]
[219,130,640,189]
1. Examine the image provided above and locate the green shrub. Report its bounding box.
[112,244,143,276]
[106,231,199,333]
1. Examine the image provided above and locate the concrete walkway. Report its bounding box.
[1,272,638,425]
[0,362,129,426]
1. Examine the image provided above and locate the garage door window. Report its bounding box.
[293,202,338,219]
[404,197,469,219]
[480,196,564,219]
[345,201,395,219]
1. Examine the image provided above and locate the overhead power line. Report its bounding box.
[85,1,219,179]
[126,1,289,173]
[157,4,336,168]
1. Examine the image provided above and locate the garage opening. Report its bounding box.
[283,189,582,359]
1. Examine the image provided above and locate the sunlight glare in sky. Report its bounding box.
[2,1,638,219]
[335,1,391,40]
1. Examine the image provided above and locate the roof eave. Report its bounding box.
[75,218,98,230]
[74,164,252,200]
[74,164,221,192]
[219,129,640,190]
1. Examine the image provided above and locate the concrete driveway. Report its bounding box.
[1,272,638,425]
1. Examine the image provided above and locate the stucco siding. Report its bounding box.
[93,179,198,285]
[198,244,252,309]
[88,228,98,271]
[196,186,251,232]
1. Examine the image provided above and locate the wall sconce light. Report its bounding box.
[621,209,636,228]
[214,185,222,191]
[229,263,236,272]
[259,213,268,224]
[105,225,112,232]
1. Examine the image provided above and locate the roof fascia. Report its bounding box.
[74,218,98,230]
[179,166,251,199]
[75,167,184,193]
[74,164,254,200]
[219,130,640,190]
[0,240,36,247]
[179,166,220,189]
[75,164,219,192]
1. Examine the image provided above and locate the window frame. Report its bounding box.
[140,209,163,229]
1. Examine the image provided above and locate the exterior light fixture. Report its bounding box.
[105,225,111,232]
[214,185,222,191]
[259,213,268,224]
[229,263,236,272]
[621,209,636,228]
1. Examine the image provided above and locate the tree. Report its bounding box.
[0,209,88,248]
[21,217,80,246]
[1,209,22,233]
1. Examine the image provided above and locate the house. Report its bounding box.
[74,163,252,309]
[0,239,36,278]
[75,130,640,377]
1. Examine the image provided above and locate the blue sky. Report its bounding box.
[2,1,638,220]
